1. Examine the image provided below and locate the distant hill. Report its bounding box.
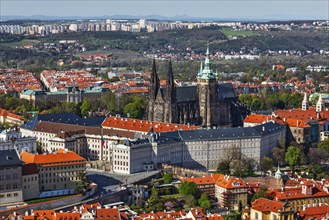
[1,14,327,22]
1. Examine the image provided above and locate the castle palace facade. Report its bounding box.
[148,47,249,127]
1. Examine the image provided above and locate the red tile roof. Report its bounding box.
[299,204,329,220]
[0,108,25,121]
[244,107,329,128]
[96,208,121,220]
[216,175,248,189]
[269,186,329,201]
[251,198,284,213]
[21,150,86,165]
[276,107,329,122]
[244,114,274,124]
[55,212,80,220]
[181,174,221,185]
[102,116,200,133]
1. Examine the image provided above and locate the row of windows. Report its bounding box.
[0,167,18,171]
[40,165,84,172]
[114,155,128,159]
[114,161,129,166]
[0,174,18,181]
[24,176,37,182]
[40,176,77,184]
[114,166,129,171]
[40,171,77,178]
[0,192,19,198]
[0,183,18,190]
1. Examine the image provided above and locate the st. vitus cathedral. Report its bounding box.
[148,47,249,127]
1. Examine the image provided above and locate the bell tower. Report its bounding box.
[316,94,325,112]
[197,45,219,127]
[302,92,309,111]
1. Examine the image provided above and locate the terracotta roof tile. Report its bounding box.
[96,208,121,220]
[216,175,248,189]
[21,150,86,165]
[33,121,136,139]
[299,204,329,220]
[251,198,284,213]
[102,116,199,133]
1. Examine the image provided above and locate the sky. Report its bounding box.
[1,0,329,20]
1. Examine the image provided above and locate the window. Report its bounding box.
[255,213,258,220]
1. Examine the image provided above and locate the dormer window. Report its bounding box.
[233,182,240,187]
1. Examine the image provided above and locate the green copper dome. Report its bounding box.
[198,45,217,80]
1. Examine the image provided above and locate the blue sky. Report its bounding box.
[1,0,329,20]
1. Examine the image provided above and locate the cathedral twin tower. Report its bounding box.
[148,47,246,128]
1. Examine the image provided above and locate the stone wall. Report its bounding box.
[161,164,209,178]
[0,194,83,218]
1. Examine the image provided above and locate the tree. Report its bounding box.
[217,146,255,177]
[185,194,196,208]
[80,99,93,117]
[100,91,116,114]
[179,181,198,197]
[148,188,159,204]
[251,186,269,202]
[217,146,240,175]
[155,201,165,212]
[217,160,230,175]
[163,173,173,184]
[123,96,147,119]
[198,193,211,210]
[308,148,323,165]
[272,147,285,165]
[75,172,90,194]
[36,141,43,154]
[318,139,329,162]
[259,157,274,175]
[239,94,252,107]
[285,146,302,174]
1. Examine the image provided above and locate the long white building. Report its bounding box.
[22,119,285,174]
[0,129,36,153]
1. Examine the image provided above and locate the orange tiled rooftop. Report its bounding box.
[101,116,200,133]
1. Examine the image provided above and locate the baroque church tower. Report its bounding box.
[302,92,309,111]
[197,46,220,127]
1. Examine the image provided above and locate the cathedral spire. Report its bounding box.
[167,59,175,102]
[206,43,210,56]
[197,45,216,80]
[150,59,160,101]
